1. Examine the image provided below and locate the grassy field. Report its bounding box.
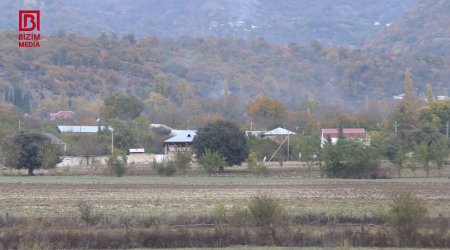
[0,175,449,218]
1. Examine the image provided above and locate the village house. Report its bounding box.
[50,111,75,120]
[320,128,370,148]
[163,130,196,155]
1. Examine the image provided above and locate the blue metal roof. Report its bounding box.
[164,130,197,143]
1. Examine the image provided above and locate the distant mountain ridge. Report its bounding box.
[365,0,450,56]
[1,0,418,46]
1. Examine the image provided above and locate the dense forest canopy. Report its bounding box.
[0,30,449,128]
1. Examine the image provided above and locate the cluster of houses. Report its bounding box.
[47,110,370,166]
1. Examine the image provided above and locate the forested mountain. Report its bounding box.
[1,31,449,128]
[1,0,418,46]
[365,0,450,56]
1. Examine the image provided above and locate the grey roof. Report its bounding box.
[164,130,197,143]
[41,133,66,145]
[58,125,108,133]
[264,127,296,136]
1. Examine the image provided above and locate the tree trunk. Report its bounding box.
[219,166,224,173]
[28,168,34,176]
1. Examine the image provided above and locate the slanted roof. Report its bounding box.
[264,127,296,136]
[41,133,66,145]
[321,128,367,138]
[171,129,197,136]
[58,125,108,133]
[164,130,197,143]
[321,128,339,138]
[342,128,367,138]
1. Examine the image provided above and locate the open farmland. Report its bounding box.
[1,176,449,218]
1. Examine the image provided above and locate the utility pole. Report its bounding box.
[394,121,398,136]
[447,120,449,139]
[111,131,114,156]
[287,133,290,161]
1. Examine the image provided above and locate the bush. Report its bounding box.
[152,160,176,176]
[198,149,227,175]
[248,195,284,227]
[247,151,267,177]
[78,200,94,224]
[107,154,127,177]
[173,151,192,175]
[385,191,428,244]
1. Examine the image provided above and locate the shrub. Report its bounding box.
[198,149,227,175]
[173,151,192,175]
[107,154,127,177]
[247,151,267,177]
[385,191,427,244]
[78,200,94,224]
[248,195,284,227]
[152,160,176,176]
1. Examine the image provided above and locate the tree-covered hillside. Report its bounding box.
[1,0,418,46]
[365,0,450,56]
[1,31,449,127]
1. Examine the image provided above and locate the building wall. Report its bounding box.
[57,153,161,167]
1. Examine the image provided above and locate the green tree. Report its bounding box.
[429,137,449,176]
[198,149,227,176]
[418,100,450,134]
[389,68,419,149]
[173,151,192,175]
[3,132,55,176]
[321,138,380,178]
[108,119,137,152]
[38,145,62,171]
[393,148,407,178]
[414,141,433,177]
[426,83,434,103]
[247,135,282,161]
[298,133,321,177]
[381,136,406,177]
[193,120,248,170]
[100,93,145,121]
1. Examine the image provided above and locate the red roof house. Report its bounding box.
[321,128,369,147]
[50,111,75,120]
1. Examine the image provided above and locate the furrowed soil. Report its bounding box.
[0,176,449,217]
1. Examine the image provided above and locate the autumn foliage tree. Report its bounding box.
[247,97,287,129]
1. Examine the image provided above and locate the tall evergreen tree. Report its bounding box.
[426,84,434,103]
